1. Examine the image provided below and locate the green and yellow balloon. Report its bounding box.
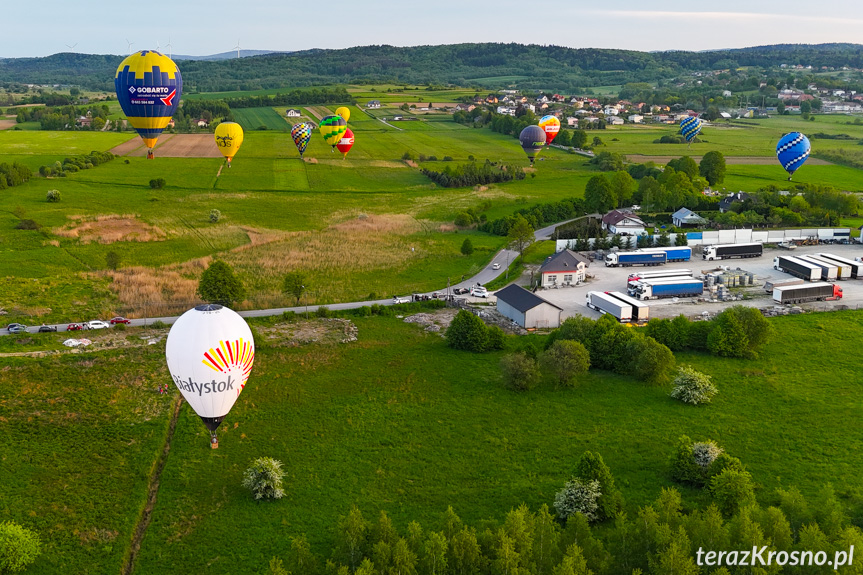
[319,115,347,152]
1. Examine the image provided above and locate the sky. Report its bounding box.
[3,0,863,58]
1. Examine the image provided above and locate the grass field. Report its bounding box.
[230,107,291,131]
[3,309,863,573]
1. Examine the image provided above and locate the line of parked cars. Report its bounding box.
[5,317,131,334]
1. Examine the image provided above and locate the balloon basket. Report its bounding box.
[210,434,219,449]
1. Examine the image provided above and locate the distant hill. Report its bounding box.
[1,43,862,94]
[173,49,291,61]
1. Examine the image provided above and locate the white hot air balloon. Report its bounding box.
[165,304,255,448]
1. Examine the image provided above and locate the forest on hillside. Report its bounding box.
[2,43,863,92]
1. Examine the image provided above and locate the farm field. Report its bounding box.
[3,309,863,573]
[230,106,291,131]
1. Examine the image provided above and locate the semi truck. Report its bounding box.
[773,282,843,304]
[585,291,633,322]
[773,256,821,281]
[637,246,692,262]
[605,251,667,267]
[702,242,763,261]
[795,255,843,280]
[763,278,804,293]
[819,253,863,278]
[608,291,650,323]
[628,278,704,300]
[627,269,692,288]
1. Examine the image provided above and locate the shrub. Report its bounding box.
[46,189,61,202]
[710,469,756,516]
[315,306,331,318]
[209,209,222,223]
[692,441,723,468]
[14,219,40,230]
[670,435,703,485]
[0,521,42,573]
[486,325,506,351]
[540,340,590,388]
[670,366,718,405]
[443,156,454,161]
[149,178,166,189]
[454,212,474,227]
[500,352,541,391]
[445,310,489,352]
[242,457,286,500]
[150,320,167,329]
[624,334,675,386]
[554,479,601,522]
[105,250,121,271]
[460,238,474,255]
[574,451,622,521]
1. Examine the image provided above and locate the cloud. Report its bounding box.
[601,10,863,27]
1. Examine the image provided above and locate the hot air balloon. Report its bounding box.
[519,125,546,165]
[335,106,351,122]
[166,304,255,448]
[538,115,561,145]
[319,115,348,151]
[214,122,244,167]
[776,132,811,180]
[336,128,354,159]
[679,116,703,146]
[115,50,182,159]
[291,122,314,158]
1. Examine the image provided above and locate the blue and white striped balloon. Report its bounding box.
[776,132,811,178]
[679,117,703,143]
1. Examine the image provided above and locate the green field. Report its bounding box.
[3,309,863,573]
[230,107,290,131]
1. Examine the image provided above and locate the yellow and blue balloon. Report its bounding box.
[115,50,182,159]
[679,116,703,145]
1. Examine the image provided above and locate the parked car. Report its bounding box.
[66,323,83,331]
[8,325,28,334]
[84,320,111,330]
[492,263,501,270]
[470,286,489,298]
[453,287,470,295]
[392,296,411,304]
[109,317,131,325]
[38,325,58,333]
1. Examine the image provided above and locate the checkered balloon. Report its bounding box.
[291,122,314,157]
[776,132,811,177]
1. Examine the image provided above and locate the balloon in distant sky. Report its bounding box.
[336,128,354,159]
[291,122,314,158]
[519,125,546,165]
[319,115,348,150]
[165,304,255,448]
[114,50,182,159]
[776,132,811,180]
[214,122,244,167]
[679,116,703,144]
[335,106,351,122]
[538,115,561,145]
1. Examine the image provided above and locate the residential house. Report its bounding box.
[627,114,644,124]
[607,116,624,126]
[195,119,209,128]
[722,90,732,97]
[76,115,92,128]
[539,249,590,288]
[495,284,562,329]
[496,106,516,116]
[552,94,565,102]
[367,100,381,109]
[603,106,620,116]
[285,109,301,117]
[454,103,476,112]
[601,210,646,235]
[672,208,708,227]
[567,117,579,127]
[486,94,499,104]
[719,192,750,213]
[520,103,536,114]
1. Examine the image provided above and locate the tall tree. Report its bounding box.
[196,259,246,308]
[699,151,727,186]
[584,175,616,213]
[282,271,306,306]
[507,214,535,261]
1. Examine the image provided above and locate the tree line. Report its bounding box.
[421,161,525,188]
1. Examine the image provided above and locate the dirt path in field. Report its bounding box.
[305,106,333,122]
[0,119,17,130]
[122,395,183,575]
[111,134,223,158]
[626,154,833,165]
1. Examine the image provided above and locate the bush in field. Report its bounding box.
[105,250,121,271]
[540,339,590,388]
[197,260,246,308]
[242,457,285,500]
[554,479,601,522]
[14,219,40,230]
[149,178,166,189]
[574,451,623,521]
[500,352,541,391]
[670,365,717,405]
[460,238,474,255]
[209,209,221,223]
[445,310,489,352]
[46,189,60,202]
[0,521,42,574]
[692,441,724,469]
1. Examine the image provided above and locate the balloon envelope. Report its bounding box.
[519,125,546,164]
[115,50,182,155]
[214,122,244,162]
[538,115,561,145]
[335,106,351,122]
[679,116,703,143]
[166,304,255,435]
[336,128,354,157]
[291,122,314,157]
[776,132,811,176]
[319,115,348,147]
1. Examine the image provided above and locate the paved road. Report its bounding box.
[1,221,570,336]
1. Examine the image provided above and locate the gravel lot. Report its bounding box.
[519,244,863,321]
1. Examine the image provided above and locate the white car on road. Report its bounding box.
[470,286,489,298]
[84,320,111,330]
[492,263,501,270]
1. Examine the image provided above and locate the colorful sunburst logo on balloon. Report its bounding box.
[201,339,255,393]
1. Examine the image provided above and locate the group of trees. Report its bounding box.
[501,339,590,391]
[421,160,525,188]
[0,162,32,190]
[15,103,110,131]
[445,310,506,353]
[481,197,587,237]
[723,184,861,228]
[38,151,114,178]
[220,87,351,109]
